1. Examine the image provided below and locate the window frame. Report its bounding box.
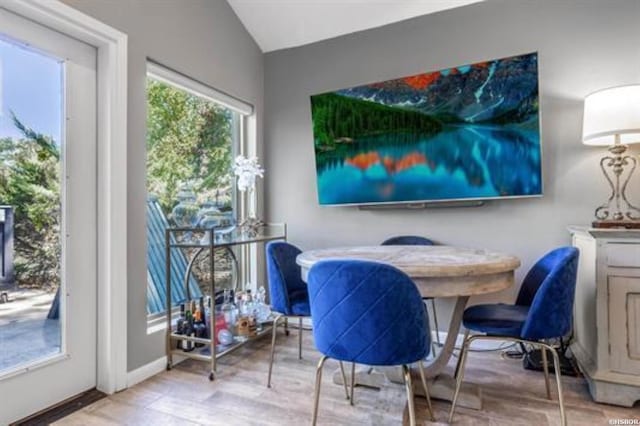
[144,61,254,327]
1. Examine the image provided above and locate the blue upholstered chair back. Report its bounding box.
[266,241,307,315]
[517,247,579,340]
[381,235,434,246]
[307,260,430,366]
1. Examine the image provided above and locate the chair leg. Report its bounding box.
[417,361,436,422]
[431,298,441,346]
[350,362,356,406]
[338,361,350,400]
[541,345,552,400]
[454,329,470,380]
[284,317,289,336]
[312,355,329,426]
[545,344,567,426]
[448,335,473,423]
[448,335,567,425]
[402,365,417,426]
[298,317,303,360]
[267,314,282,388]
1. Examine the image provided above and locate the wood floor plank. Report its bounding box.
[54,398,200,426]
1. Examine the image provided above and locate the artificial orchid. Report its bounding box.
[233,155,264,192]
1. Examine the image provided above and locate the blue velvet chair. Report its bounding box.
[307,259,435,426]
[265,241,312,387]
[381,235,434,246]
[382,235,441,354]
[448,247,579,426]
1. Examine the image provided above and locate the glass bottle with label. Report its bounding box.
[221,289,237,331]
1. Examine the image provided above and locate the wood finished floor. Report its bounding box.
[54,330,639,425]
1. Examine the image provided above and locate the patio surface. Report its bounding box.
[0,288,60,373]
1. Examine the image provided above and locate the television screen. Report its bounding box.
[310,52,542,206]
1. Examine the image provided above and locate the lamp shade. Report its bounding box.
[582,84,640,146]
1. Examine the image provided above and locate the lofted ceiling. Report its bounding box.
[227,0,483,53]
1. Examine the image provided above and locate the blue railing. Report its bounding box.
[147,198,202,315]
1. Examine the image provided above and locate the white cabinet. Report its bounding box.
[569,227,640,407]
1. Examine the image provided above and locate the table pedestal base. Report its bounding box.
[332,366,482,410]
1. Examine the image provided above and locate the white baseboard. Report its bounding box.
[127,354,186,388]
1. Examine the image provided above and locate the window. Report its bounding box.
[145,62,252,320]
[0,33,64,374]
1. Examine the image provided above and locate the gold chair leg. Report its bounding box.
[402,365,416,426]
[454,329,470,380]
[350,362,356,406]
[338,361,350,400]
[546,345,567,426]
[267,314,282,388]
[418,361,436,422]
[312,355,329,426]
[541,345,552,400]
[448,335,473,423]
[298,317,303,360]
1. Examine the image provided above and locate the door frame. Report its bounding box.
[0,0,128,394]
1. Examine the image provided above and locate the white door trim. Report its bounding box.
[0,0,128,394]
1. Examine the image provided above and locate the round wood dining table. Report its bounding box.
[297,245,521,410]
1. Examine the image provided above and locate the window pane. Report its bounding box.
[0,36,63,372]
[146,74,238,316]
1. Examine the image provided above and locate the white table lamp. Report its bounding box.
[582,84,640,227]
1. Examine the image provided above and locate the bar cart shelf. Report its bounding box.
[165,223,286,381]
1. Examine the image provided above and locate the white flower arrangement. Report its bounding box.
[233,155,264,192]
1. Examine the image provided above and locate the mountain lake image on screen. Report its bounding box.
[309,52,542,206]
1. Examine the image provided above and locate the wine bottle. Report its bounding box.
[177,303,186,334]
[199,297,208,338]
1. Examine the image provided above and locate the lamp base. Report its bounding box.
[592,220,640,229]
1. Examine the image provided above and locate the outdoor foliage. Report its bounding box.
[0,113,60,290]
[146,78,234,214]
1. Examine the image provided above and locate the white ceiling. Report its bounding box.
[227,0,483,53]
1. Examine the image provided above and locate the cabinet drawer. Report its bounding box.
[607,244,640,268]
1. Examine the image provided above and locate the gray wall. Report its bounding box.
[64,0,264,371]
[264,0,640,328]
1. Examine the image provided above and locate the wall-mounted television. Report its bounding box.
[309,52,542,206]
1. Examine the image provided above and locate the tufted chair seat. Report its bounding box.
[463,303,529,337]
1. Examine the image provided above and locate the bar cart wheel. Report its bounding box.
[166,363,172,371]
[209,372,215,381]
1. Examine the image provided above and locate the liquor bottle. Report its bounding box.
[176,303,186,334]
[193,297,206,347]
[255,286,271,323]
[221,289,237,327]
[190,300,197,320]
[245,289,257,319]
[198,297,205,318]
[205,296,212,337]
[235,291,245,318]
[176,303,186,350]
[199,297,208,338]
[194,300,202,324]
[241,290,253,317]
[183,306,194,352]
